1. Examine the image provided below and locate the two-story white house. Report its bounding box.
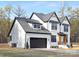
[30,12,70,48]
[8,12,70,48]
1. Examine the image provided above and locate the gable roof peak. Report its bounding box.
[33,12,56,15]
[65,16,71,25]
[59,16,70,25]
[31,12,60,22]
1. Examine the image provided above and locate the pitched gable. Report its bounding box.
[62,16,70,25]
[30,12,60,23]
[8,17,50,36]
[18,19,50,34]
[30,12,52,22]
[8,17,26,36]
[49,12,60,23]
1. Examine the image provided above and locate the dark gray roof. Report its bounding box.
[18,19,50,34]
[8,17,50,36]
[58,16,65,23]
[59,16,70,25]
[26,18,42,25]
[15,17,42,24]
[32,12,60,23]
[33,12,54,22]
[58,32,66,36]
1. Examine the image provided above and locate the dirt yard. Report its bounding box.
[0,43,79,57]
[0,47,79,57]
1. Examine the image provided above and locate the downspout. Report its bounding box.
[25,33,29,49]
[24,33,26,49]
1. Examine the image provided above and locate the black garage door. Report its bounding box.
[30,38,47,48]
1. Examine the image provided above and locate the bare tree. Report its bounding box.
[58,1,65,17]
[4,5,12,20]
[0,8,6,19]
[13,6,26,17]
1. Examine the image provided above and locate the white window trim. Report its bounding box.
[33,24,41,29]
[64,25,68,32]
[51,23,57,30]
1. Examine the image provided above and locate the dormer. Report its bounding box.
[25,18,43,30]
[33,23,41,29]
[47,12,60,31]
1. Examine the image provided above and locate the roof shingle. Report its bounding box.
[18,19,50,34]
[34,12,54,22]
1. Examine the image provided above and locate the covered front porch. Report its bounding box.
[57,32,68,48]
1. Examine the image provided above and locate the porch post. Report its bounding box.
[58,35,61,45]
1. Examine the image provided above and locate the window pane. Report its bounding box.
[37,24,40,28]
[34,24,37,28]
[64,25,68,32]
[51,23,57,30]
[51,35,56,42]
[33,24,40,29]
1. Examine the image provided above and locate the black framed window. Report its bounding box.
[51,23,57,30]
[64,25,68,32]
[51,35,56,42]
[33,24,40,29]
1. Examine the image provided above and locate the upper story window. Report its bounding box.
[51,23,57,30]
[64,25,68,32]
[33,24,41,29]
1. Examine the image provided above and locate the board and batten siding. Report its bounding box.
[48,16,60,46]
[10,20,26,48]
[61,19,70,45]
[10,20,51,48]
[31,14,60,46]
[49,15,60,33]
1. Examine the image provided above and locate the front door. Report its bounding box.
[63,36,67,45]
[58,35,67,45]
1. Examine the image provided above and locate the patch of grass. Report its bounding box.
[51,46,58,48]
[0,48,79,57]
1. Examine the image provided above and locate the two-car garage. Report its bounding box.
[30,38,47,48]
